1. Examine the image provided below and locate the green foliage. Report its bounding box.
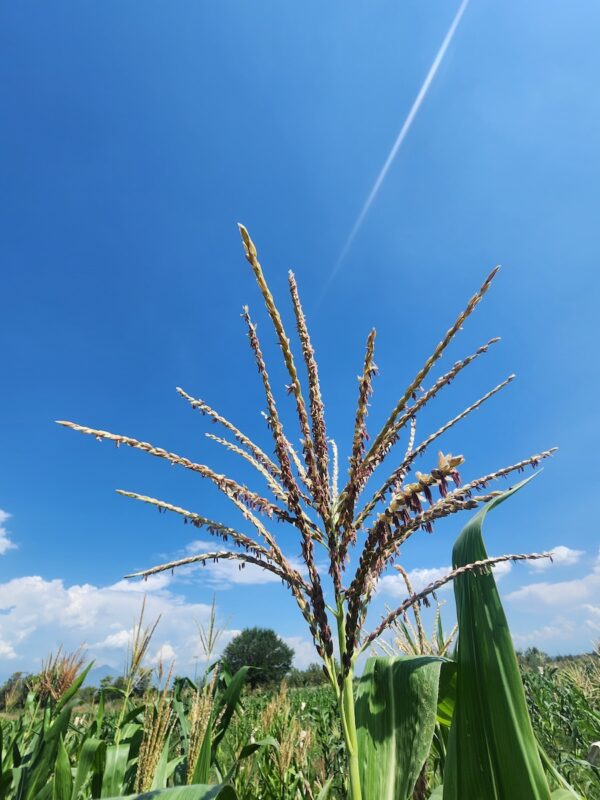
[0,672,30,711]
[222,629,294,689]
[522,662,600,798]
[355,656,444,800]
[444,485,559,800]
[99,671,152,699]
[1,665,597,799]
[286,664,328,688]
[104,786,239,800]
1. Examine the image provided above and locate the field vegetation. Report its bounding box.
[6,227,595,798]
[0,636,598,799]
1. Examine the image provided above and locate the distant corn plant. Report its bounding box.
[33,646,87,706]
[135,661,175,793]
[375,567,457,659]
[59,226,557,799]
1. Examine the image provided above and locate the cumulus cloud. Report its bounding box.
[0,559,312,679]
[512,617,579,646]
[160,539,308,589]
[150,643,177,665]
[283,636,319,669]
[506,548,599,650]
[0,509,17,555]
[506,549,599,607]
[530,545,584,571]
[0,640,17,660]
[0,573,216,679]
[379,560,511,598]
[582,605,600,634]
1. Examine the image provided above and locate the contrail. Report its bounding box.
[324,0,470,294]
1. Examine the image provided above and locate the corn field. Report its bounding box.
[0,646,598,800]
[5,227,594,799]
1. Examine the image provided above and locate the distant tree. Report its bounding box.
[222,628,294,689]
[287,663,328,688]
[0,672,30,711]
[77,685,96,705]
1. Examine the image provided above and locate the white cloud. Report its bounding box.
[0,573,216,679]
[530,545,584,571]
[506,553,599,608]
[160,540,308,589]
[0,640,17,660]
[582,606,600,634]
[0,509,17,555]
[91,629,133,650]
[378,560,511,598]
[512,617,578,646]
[185,539,216,554]
[283,636,319,669]
[493,561,513,580]
[150,643,177,665]
[506,549,600,651]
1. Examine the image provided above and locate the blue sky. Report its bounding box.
[1,0,599,679]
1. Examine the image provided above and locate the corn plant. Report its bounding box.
[59,226,557,799]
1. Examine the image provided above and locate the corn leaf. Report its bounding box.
[55,663,94,714]
[150,733,172,790]
[19,703,73,800]
[212,667,249,752]
[316,777,334,799]
[52,735,72,800]
[190,719,213,785]
[435,661,456,728]
[443,482,552,799]
[355,655,444,800]
[103,785,238,800]
[100,744,130,798]
[71,738,103,800]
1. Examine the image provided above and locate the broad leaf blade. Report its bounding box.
[211,667,248,752]
[52,735,72,800]
[356,655,444,800]
[103,785,238,800]
[101,744,130,798]
[444,482,552,800]
[190,718,213,785]
[71,737,103,800]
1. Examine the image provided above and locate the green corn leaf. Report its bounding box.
[55,663,94,714]
[103,784,238,800]
[0,725,9,796]
[190,717,213,785]
[100,744,130,798]
[52,735,72,800]
[211,667,249,752]
[443,481,553,800]
[428,787,443,800]
[71,738,103,800]
[316,777,334,799]
[222,736,279,784]
[435,661,456,728]
[355,655,445,800]
[20,704,73,800]
[539,746,582,799]
[234,736,278,762]
[150,733,172,790]
[120,706,145,727]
